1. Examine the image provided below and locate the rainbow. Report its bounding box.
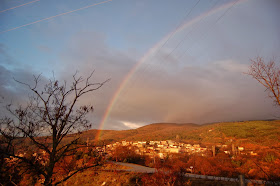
[95,0,247,141]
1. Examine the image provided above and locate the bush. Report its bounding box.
[75,151,84,160]
[110,145,145,164]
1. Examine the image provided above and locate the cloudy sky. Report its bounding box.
[0,0,280,130]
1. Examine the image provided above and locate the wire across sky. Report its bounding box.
[0,0,113,34]
[0,0,41,14]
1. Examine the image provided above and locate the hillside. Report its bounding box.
[189,120,280,147]
[80,123,198,143]
[80,120,280,147]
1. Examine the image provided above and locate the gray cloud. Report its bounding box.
[37,45,53,53]
[0,44,15,66]
[32,30,277,130]
[1,29,278,131]
[108,59,279,127]
[0,44,50,116]
[46,31,138,129]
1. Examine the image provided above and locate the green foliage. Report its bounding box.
[264,153,277,163]
[197,121,280,145]
[231,160,242,167]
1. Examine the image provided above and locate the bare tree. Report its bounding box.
[0,71,109,185]
[247,57,280,106]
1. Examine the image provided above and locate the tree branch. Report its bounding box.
[54,164,100,186]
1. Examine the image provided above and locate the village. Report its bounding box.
[3,138,271,185]
[5,138,259,166]
[101,140,258,159]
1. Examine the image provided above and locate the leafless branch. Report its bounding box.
[54,164,100,186]
[246,57,280,106]
[1,71,108,185]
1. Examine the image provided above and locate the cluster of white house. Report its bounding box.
[103,140,258,159]
[5,150,49,166]
[108,140,207,158]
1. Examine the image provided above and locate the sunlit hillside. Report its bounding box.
[81,120,280,147]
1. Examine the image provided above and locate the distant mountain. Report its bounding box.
[80,120,280,147]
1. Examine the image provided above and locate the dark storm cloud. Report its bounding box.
[0,44,49,111]
[1,30,279,130]
[49,31,137,129]
[109,59,279,126]
[46,31,280,130]
[0,65,47,106]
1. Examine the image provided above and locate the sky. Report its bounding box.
[0,0,280,130]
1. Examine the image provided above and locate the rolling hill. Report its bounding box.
[80,120,280,147]
[80,123,198,143]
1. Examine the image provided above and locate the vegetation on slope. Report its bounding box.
[186,120,280,146]
[81,120,280,147]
